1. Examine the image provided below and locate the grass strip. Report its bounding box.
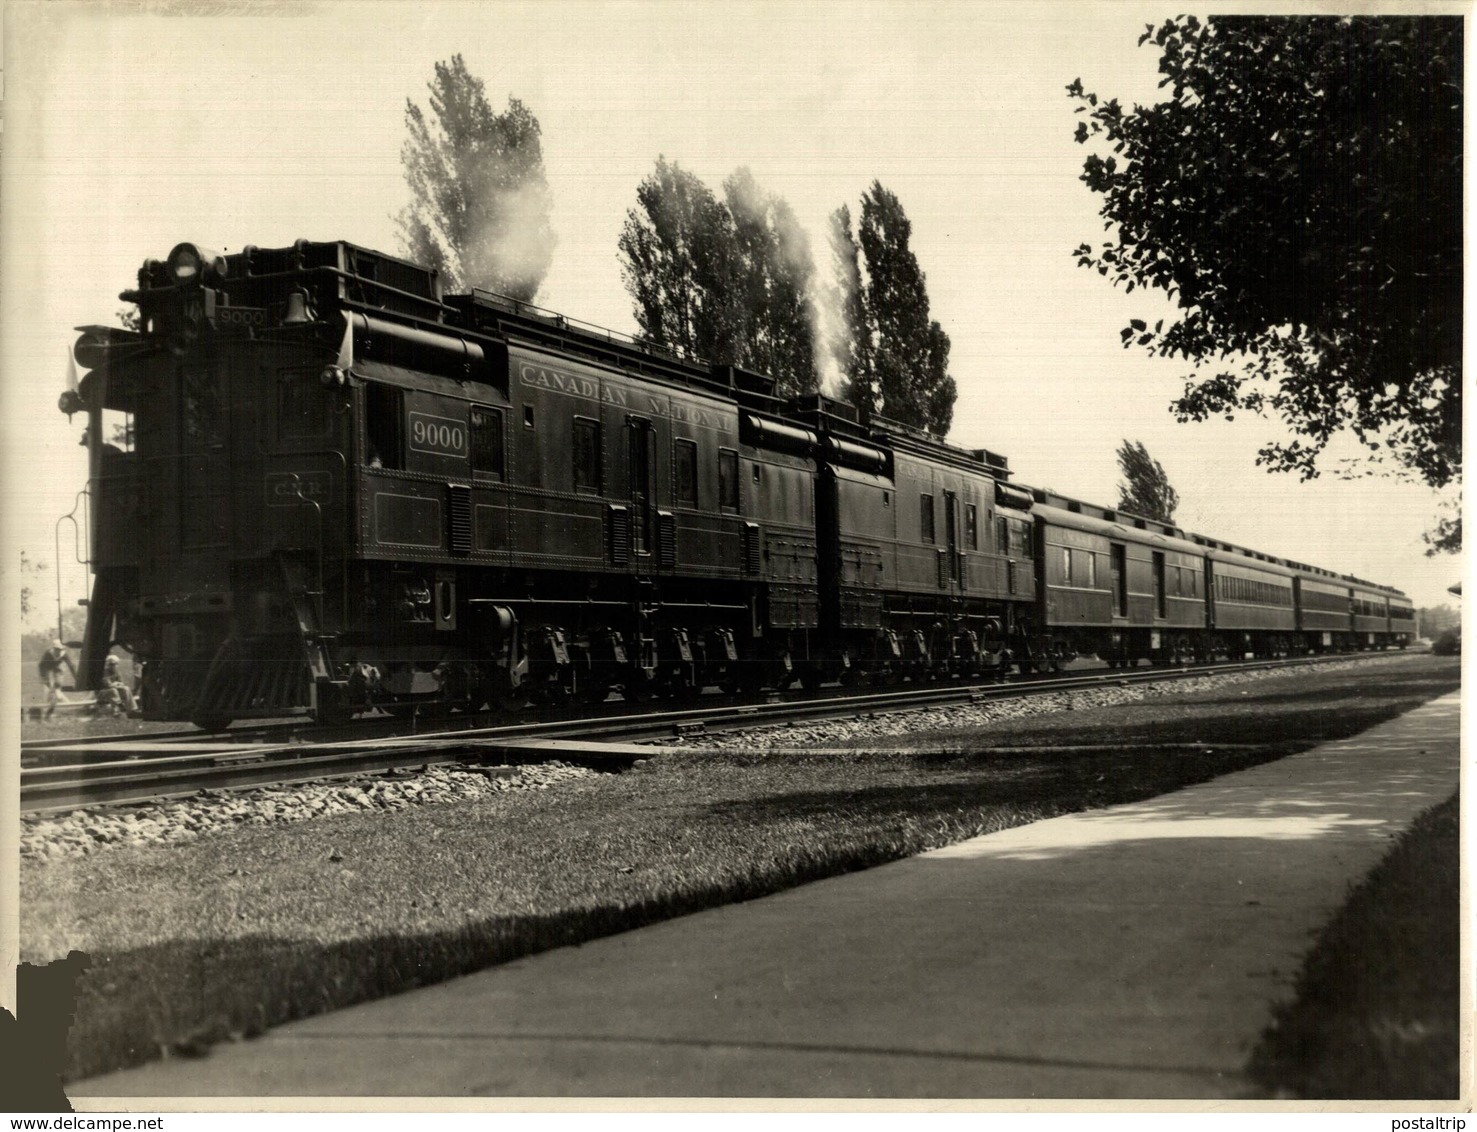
[1247,791,1461,1099]
[22,654,1459,1082]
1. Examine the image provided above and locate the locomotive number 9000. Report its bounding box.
[408,411,467,457]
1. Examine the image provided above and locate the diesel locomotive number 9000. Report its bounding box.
[407,411,466,457]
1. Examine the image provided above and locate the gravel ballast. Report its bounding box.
[21,762,600,862]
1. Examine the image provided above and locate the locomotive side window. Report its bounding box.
[1062,547,1073,585]
[965,504,977,550]
[996,516,1009,556]
[674,438,698,507]
[365,383,404,470]
[278,369,330,439]
[920,494,934,543]
[718,448,739,512]
[573,416,601,494]
[471,405,505,481]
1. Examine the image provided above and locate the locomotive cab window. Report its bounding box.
[364,383,403,470]
[573,416,601,494]
[674,438,698,507]
[471,405,505,481]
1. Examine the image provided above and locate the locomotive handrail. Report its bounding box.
[217,264,455,319]
[54,487,90,642]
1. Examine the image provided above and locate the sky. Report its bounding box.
[1,0,1466,631]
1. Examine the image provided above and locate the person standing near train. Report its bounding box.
[37,639,76,721]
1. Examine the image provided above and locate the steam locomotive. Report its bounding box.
[61,239,1414,729]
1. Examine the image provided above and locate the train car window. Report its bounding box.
[471,406,505,481]
[674,438,698,507]
[753,463,762,483]
[996,516,1009,556]
[919,494,935,543]
[1085,552,1096,588]
[278,369,330,439]
[1062,548,1073,585]
[966,504,977,549]
[523,405,535,429]
[365,384,404,470]
[573,416,601,494]
[719,448,739,511]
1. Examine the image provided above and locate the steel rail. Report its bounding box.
[21,652,1396,814]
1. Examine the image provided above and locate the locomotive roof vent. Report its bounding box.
[970,447,1010,472]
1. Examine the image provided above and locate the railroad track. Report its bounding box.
[20,652,1391,814]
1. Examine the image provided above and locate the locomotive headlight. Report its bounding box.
[166,243,228,287]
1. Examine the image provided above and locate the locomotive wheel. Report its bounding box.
[798,667,824,693]
[192,716,233,733]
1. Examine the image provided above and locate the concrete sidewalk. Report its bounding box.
[77,691,1461,1101]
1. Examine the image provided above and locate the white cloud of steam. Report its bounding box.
[469,180,556,300]
[812,214,862,398]
[810,283,845,396]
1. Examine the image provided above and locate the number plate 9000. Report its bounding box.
[407,411,466,457]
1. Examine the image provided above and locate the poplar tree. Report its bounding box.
[618,157,743,364]
[831,182,955,435]
[619,161,819,395]
[398,55,555,301]
[1115,440,1180,523]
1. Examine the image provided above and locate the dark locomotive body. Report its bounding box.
[66,238,1415,728]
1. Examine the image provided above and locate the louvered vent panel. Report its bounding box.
[744,523,761,575]
[448,484,472,555]
[608,505,630,565]
[657,511,676,568]
[937,548,949,589]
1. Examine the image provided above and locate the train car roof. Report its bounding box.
[1032,503,1205,556]
[1202,547,1299,578]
